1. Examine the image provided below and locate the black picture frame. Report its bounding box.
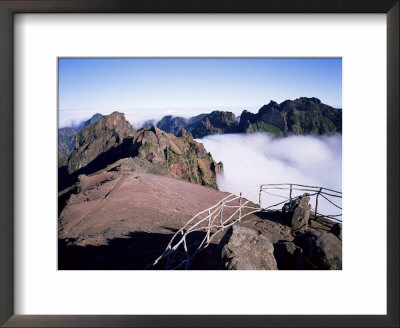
[0,1,398,327]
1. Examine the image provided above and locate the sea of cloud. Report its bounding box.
[199,133,342,218]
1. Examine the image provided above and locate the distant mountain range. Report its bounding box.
[58,97,341,177]
[58,113,104,159]
[156,97,342,138]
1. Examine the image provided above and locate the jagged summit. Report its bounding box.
[59,111,222,191]
[77,113,104,131]
[239,97,342,136]
[113,124,223,189]
[156,111,239,138]
[153,97,341,138]
[68,111,136,174]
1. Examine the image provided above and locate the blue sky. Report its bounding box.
[58,58,342,127]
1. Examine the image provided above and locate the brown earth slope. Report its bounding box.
[58,171,244,269]
[59,171,232,246]
[58,170,339,270]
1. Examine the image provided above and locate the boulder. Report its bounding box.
[294,231,342,270]
[273,241,305,270]
[282,194,311,232]
[219,225,277,270]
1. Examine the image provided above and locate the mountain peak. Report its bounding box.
[297,97,322,104]
[67,112,136,174]
[77,113,104,131]
[239,98,341,136]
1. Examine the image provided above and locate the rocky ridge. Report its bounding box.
[153,97,341,137]
[67,111,136,174]
[239,97,342,135]
[156,111,238,138]
[110,126,223,189]
[60,112,222,191]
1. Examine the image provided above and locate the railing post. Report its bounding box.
[238,192,242,221]
[206,209,211,243]
[315,187,322,219]
[289,184,292,201]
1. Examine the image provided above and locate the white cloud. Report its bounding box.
[199,133,342,219]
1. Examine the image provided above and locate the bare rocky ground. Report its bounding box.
[58,171,340,270]
[59,171,235,269]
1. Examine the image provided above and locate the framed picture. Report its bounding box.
[0,0,398,327]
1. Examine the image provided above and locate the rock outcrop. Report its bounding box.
[61,112,223,190]
[273,240,305,270]
[67,112,136,174]
[294,230,342,270]
[219,225,278,270]
[282,194,311,232]
[111,126,223,189]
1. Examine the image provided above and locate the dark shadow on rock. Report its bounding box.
[58,185,79,217]
[58,137,137,191]
[254,210,292,227]
[58,230,221,270]
[189,242,221,270]
[58,165,71,191]
[273,240,309,270]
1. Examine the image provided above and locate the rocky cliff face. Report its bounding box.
[156,111,239,138]
[111,127,223,189]
[67,112,136,174]
[187,111,239,138]
[62,112,222,190]
[239,97,342,136]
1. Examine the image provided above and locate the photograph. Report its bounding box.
[57,58,342,270]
